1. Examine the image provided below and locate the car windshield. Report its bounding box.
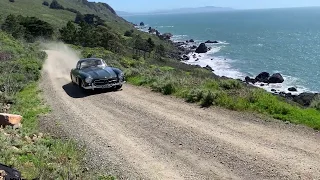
[80,59,106,69]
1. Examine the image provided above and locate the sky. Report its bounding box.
[91,0,320,12]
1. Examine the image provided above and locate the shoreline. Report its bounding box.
[135,24,319,107]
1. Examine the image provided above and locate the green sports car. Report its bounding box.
[70,58,125,91]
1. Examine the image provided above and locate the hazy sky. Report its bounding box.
[93,0,320,12]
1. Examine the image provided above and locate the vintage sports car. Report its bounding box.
[70,58,125,91]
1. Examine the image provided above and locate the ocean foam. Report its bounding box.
[171,35,189,42]
[155,25,174,28]
[250,75,313,95]
[134,24,312,94]
[182,48,245,79]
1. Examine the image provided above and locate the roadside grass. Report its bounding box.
[1,84,115,179]
[77,45,320,130]
[0,32,114,179]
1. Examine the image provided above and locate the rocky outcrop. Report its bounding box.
[269,73,284,83]
[0,113,22,127]
[189,39,194,43]
[148,27,156,34]
[195,43,208,53]
[288,87,297,92]
[190,45,197,49]
[140,22,145,26]
[160,33,173,40]
[255,72,270,83]
[174,42,187,47]
[293,93,318,107]
[204,65,214,72]
[245,76,257,84]
[181,55,190,61]
[205,40,219,44]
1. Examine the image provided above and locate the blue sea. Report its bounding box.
[124,7,320,94]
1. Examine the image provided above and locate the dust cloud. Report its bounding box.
[40,41,81,80]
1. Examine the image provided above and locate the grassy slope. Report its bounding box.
[0,0,174,47]
[0,0,133,39]
[0,32,113,179]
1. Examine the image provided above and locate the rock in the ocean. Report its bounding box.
[255,72,270,83]
[189,39,195,42]
[160,33,173,40]
[271,89,276,92]
[205,40,219,43]
[190,45,197,49]
[195,43,208,53]
[140,22,145,26]
[288,87,297,92]
[269,73,284,83]
[181,55,189,61]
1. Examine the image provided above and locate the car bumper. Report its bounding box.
[83,81,126,90]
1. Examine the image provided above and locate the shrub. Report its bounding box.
[203,79,219,90]
[151,81,176,95]
[310,95,320,111]
[2,15,54,42]
[200,91,216,107]
[219,79,242,90]
[49,0,64,10]
[65,8,79,14]
[124,30,134,37]
[1,14,25,39]
[42,1,49,6]
[186,89,203,103]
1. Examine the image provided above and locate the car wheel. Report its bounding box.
[114,85,122,91]
[79,79,92,93]
[71,75,76,85]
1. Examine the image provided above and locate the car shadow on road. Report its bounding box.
[62,83,118,98]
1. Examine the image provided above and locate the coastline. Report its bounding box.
[135,24,319,107]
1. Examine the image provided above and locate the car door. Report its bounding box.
[71,62,81,85]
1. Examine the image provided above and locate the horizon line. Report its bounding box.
[116,5,320,14]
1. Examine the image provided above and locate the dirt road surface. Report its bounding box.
[40,44,320,180]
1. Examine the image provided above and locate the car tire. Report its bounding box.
[79,79,92,94]
[71,75,76,85]
[114,85,122,91]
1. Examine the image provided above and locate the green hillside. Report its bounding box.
[0,0,132,32]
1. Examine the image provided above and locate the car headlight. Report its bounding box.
[85,77,93,83]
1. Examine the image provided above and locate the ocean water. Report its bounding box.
[124,7,320,94]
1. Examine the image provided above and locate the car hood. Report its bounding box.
[81,67,117,79]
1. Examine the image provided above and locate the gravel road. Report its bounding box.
[39,45,320,180]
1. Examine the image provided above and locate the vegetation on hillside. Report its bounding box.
[1,14,54,42]
[0,30,113,179]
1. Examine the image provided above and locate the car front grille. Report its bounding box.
[93,78,118,86]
